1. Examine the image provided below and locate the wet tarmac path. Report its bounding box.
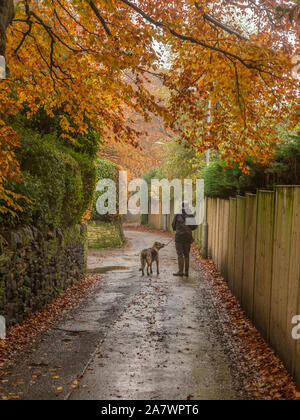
[0,231,248,400]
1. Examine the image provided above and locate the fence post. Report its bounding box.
[268,187,298,376]
[221,200,230,281]
[227,198,237,292]
[242,193,258,321]
[213,199,218,265]
[233,196,246,303]
[207,198,213,258]
[286,187,300,387]
[215,199,221,270]
[253,190,275,342]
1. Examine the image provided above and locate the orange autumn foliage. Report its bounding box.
[101,73,172,178]
[0,0,299,211]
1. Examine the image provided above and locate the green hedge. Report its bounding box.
[0,130,96,229]
[10,107,101,158]
[266,135,300,185]
[91,159,119,222]
[200,136,300,199]
[200,159,265,199]
[60,152,84,227]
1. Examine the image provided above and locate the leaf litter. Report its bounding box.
[0,274,102,400]
[192,246,300,401]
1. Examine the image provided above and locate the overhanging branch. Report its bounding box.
[119,0,264,72]
[89,1,112,37]
[201,11,250,41]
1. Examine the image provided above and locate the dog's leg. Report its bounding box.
[150,263,153,275]
[146,255,152,276]
[140,257,145,276]
[156,259,159,275]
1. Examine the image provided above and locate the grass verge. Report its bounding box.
[87,221,124,249]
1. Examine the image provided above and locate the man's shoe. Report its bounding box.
[174,256,184,277]
[173,272,184,277]
[184,257,190,277]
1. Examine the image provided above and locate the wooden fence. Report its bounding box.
[148,200,175,232]
[204,187,300,388]
[147,187,300,388]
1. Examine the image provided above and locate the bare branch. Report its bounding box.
[28,10,86,53]
[55,0,100,37]
[201,10,250,41]
[89,1,112,37]
[247,0,276,25]
[53,7,69,34]
[14,19,32,55]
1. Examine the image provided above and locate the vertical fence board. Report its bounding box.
[218,200,223,271]
[210,199,215,260]
[227,198,237,292]
[214,199,219,267]
[217,199,222,271]
[218,199,224,271]
[214,198,218,262]
[285,187,300,379]
[208,198,213,258]
[253,191,275,341]
[212,198,217,260]
[195,223,203,249]
[199,223,203,248]
[211,199,217,261]
[221,200,230,281]
[296,190,300,387]
[270,187,294,369]
[207,198,213,258]
[290,187,300,387]
[233,196,246,303]
[242,194,258,321]
[214,198,221,269]
[297,299,300,390]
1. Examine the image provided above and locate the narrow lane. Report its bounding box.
[0,231,247,400]
[70,231,245,400]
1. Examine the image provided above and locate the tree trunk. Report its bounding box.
[0,0,15,56]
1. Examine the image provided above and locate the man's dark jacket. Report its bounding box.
[172,211,198,244]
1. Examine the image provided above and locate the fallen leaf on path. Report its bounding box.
[0,275,103,379]
[192,246,299,400]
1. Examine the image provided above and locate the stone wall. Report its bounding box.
[0,224,87,327]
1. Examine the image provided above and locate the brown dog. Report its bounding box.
[139,242,165,276]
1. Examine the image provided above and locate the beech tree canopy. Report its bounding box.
[0,0,299,212]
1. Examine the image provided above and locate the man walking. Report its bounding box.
[172,201,198,277]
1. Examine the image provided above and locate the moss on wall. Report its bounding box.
[0,224,87,327]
